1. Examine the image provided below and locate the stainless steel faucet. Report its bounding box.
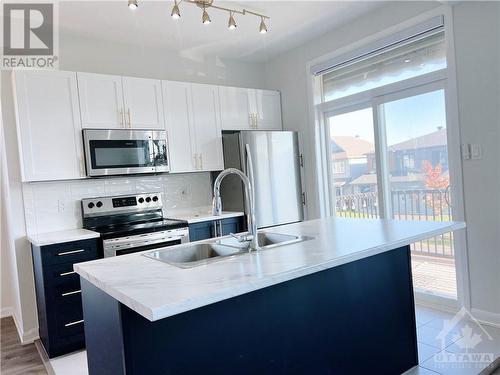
[212,167,259,251]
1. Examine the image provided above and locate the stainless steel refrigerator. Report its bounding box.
[218,131,304,229]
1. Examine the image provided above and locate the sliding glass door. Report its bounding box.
[325,82,458,301]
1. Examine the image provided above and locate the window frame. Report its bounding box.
[322,72,447,218]
[307,6,470,315]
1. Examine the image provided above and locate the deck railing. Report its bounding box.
[335,189,454,258]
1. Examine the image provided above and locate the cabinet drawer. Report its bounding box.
[41,239,98,265]
[47,280,82,304]
[44,263,80,286]
[54,302,84,338]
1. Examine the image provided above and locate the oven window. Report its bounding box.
[90,140,153,169]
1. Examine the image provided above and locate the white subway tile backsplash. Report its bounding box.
[22,173,213,236]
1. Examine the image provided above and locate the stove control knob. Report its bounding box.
[96,201,103,208]
[138,197,144,204]
[152,196,158,202]
[88,202,95,209]
[145,197,151,203]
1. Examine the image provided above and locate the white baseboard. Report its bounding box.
[0,306,14,318]
[5,310,40,344]
[471,308,500,328]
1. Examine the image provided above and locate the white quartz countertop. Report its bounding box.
[166,207,244,224]
[28,229,101,247]
[74,218,465,322]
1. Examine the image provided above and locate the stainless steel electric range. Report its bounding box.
[82,193,189,257]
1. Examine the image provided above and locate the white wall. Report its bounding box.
[452,2,500,320]
[1,30,267,342]
[265,1,500,321]
[59,33,267,88]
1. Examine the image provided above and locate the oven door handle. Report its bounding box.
[103,234,187,252]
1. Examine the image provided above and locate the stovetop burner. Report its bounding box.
[81,192,188,239]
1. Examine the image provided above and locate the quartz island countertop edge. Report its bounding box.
[74,218,465,322]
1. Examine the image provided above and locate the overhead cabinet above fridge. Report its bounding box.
[218,87,283,131]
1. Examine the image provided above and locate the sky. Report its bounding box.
[329,89,447,147]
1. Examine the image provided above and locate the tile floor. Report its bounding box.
[407,305,500,375]
[43,305,500,375]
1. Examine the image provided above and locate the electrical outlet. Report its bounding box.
[58,200,66,213]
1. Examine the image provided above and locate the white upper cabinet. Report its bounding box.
[219,86,282,130]
[122,77,165,129]
[13,70,85,182]
[254,89,282,130]
[162,81,196,173]
[219,86,253,130]
[162,81,223,172]
[77,73,164,130]
[190,83,224,172]
[77,72,125,129]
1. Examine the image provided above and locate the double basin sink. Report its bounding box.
[143,232,314,268]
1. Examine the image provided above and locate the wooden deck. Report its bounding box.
[411,253,457,299]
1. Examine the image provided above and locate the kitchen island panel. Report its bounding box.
[82,245,417,375]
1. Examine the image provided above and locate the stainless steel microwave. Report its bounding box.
[83,129,170,177]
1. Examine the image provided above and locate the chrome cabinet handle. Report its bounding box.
[61,290,81,297]
[119,109,124,127]
[199,155,203,170]
[60,271,76,277]
[127,108,131,128]
[57,249,84,256]
[64,319,84,327]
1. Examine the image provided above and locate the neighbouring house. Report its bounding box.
[359,128,449,192]
[331,136,375,195]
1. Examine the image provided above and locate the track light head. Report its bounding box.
[171,1,181,19]
[128,0,138,9]
[228,12,237,30]
[259,18,267,34]
[202,8,211,24]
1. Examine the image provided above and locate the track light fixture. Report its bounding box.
[202,6,211,24]
[128,0,269,33]
[259,17,267,34]
[228,12,237,30]
[128,0,138,9]
[171,1,181,19]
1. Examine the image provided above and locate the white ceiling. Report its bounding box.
[58,1,386,63]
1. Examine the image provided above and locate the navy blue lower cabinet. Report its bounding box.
[31,238,100,358]
[81,245,418,375]
[188,221,214,242]
[188,216,245,242]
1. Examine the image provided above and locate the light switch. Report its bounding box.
[461,144,471,160]
[471,144,483,160]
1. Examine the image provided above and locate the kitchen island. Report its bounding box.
[75,217,465,375]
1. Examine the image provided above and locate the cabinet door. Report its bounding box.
[76,72,125,129]
[220,217,245,236]
[13,71,85,181]
[218,86,252,130]
[191,84,224,171]
[188,221,215,242]
[122,77,165,129]
[162,81,196,173]
[254,89,282,130]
